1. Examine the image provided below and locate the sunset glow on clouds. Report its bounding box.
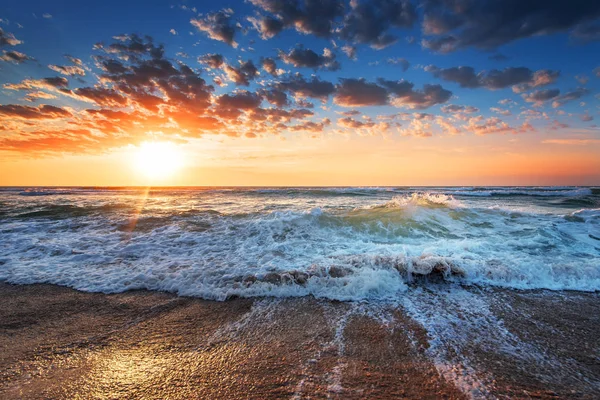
[0,0,599,185]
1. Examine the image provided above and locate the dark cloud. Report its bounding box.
[337,117,375,129]
[2,34,343,153]
[334,78,389,107]
[216,91,262,110]
[191,9,237,47]
[224,60,259,86]
[422,0,600,52]
[4,77,69,91]
[95,34,165,61]
[387,57,410,71]
[295,99,314,108]
[261,57,279,76]
[249,0,344,38]
[571,21,600,41]
[0,50,32,63]
[93,35,215,116]
[279,46,340,71]
[426,65,559,91]
[247,15,284,39]
[70,87,128,107]
[0,104,71,119]
[512,70,560,93]
[378,79,452,109]
[522,89,560,104]
[276,75,336,100]
[198,53,224,69]
[0,28,22,47]
[339,0,417,49]
[289,118,331,132]
[551,88,589,108]
[441,104,479,113]
[260,88,288,107]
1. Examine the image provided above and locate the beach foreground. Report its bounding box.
[1,283,598,399]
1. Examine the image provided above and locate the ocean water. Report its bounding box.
[0,186,599,301]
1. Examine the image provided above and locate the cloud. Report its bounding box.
[426,65,559,91]
[42,13,53,19]
[276,75,336,101]
[522,89,561,104]
[580,113,593,122]
[23,91,57,102]
[387,57,410,71]
[441,104,479,114]
[490,107,512,116]
[280,46,340,71]
[575,75,589,85]
[170,29,177,35]
[260,88,288,107]
[216,90,262,110]
[261,57,279,76]
[551,88,589,108]
[0,28,22,47]
[48,64,86,76]
[223,59,259,86]
[333,78,389,107]
[571,21,600,41]
[0,104,71,119]
[0,50,32,63]
[198,53,224,69]
[289,118,331,133]
[341,45,356,60]
[378,79,452,109]
[68,87,128,107]
[249,0,344,38]
[465,116,534,135]
[4,77,69,91]
[512,70,560,93]
[421,0,600,52]
[337,117,375,129]
[339,0,417,49]
[191,9,238,47]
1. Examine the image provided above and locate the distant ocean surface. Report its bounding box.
[1,186,599,300]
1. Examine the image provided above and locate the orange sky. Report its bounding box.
[2,133,599,186]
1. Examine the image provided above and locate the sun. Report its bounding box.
[134,142,184,181]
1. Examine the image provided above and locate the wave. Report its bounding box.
[449,188,593,197]
[1,190,599,301]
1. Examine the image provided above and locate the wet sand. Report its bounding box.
[0,282,598,399]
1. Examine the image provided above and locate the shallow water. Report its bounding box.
[1,186,598,300]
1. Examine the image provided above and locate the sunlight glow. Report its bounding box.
[134,142,184,181]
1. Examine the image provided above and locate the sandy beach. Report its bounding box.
[1,282,598,399]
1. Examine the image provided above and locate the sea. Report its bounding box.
[1,186,598,300]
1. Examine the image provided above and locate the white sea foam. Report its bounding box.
[0,188,599,300]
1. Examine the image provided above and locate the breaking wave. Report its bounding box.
[0,189,599,301]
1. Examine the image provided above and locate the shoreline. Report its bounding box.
[1,282,599,399]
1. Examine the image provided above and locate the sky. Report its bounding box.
[0,0,599,186]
